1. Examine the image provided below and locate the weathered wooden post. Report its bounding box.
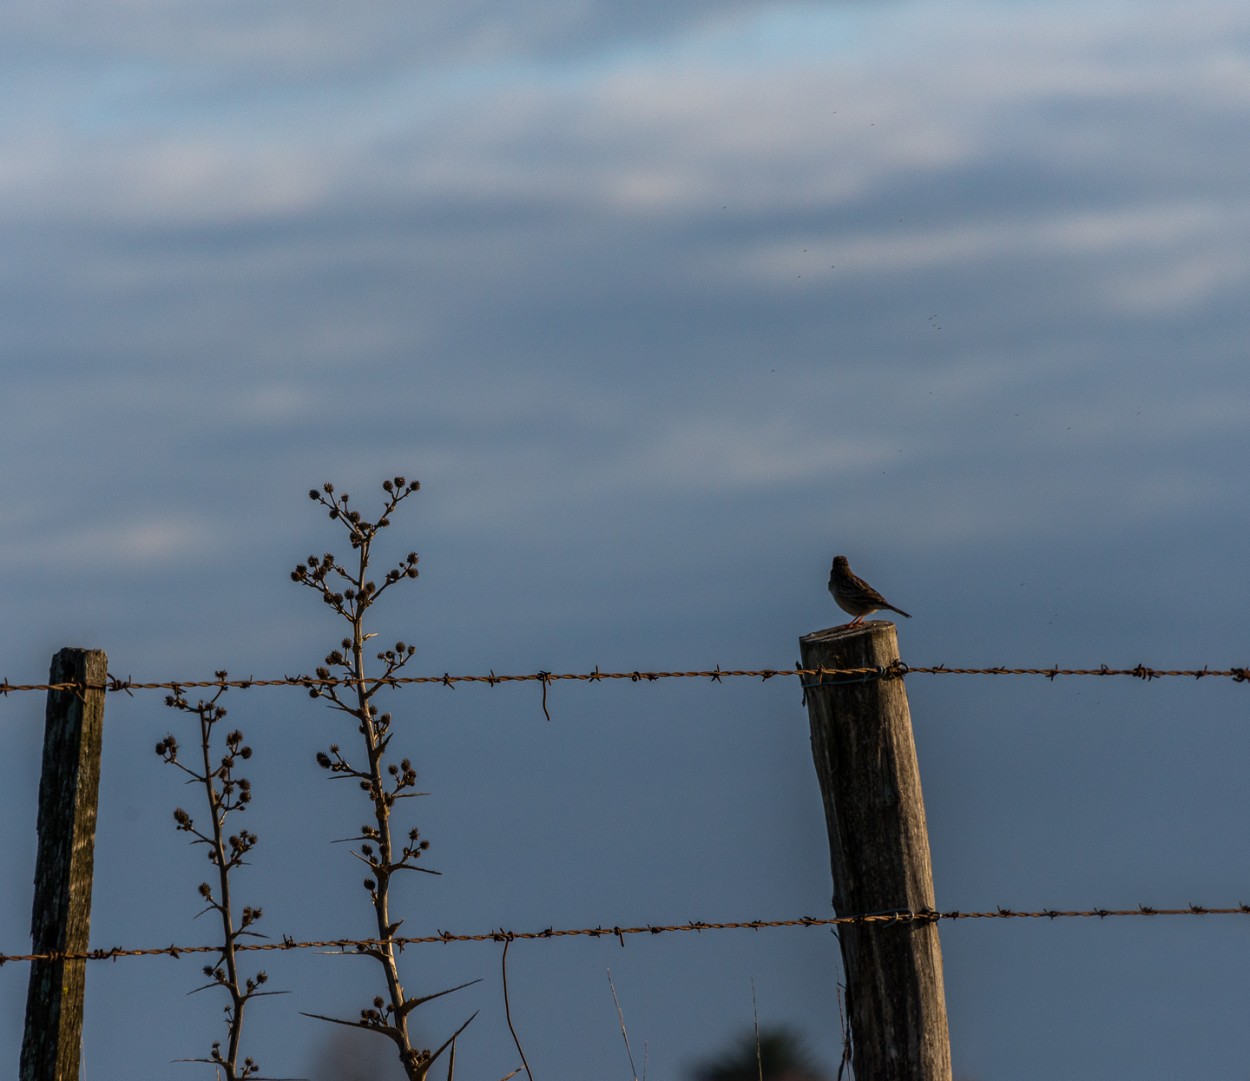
[799,622,950,1081]
[20,648,108,1081]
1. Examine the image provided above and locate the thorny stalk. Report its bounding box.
[292,477,475,1081]
[157,678,270,1080]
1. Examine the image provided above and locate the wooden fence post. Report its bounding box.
[20,647,108,1081]
[799,622,950,1081]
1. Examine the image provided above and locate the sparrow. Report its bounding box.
[829,555,912,626]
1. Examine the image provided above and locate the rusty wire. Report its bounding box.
[3,904,1249,967]
[2,662,1248,699]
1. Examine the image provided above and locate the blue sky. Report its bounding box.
[4,2,1250,1079]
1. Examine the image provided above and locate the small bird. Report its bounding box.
[829,555,912,626]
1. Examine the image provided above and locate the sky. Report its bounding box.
[3,1,1250,1078]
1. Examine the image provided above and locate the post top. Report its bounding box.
[800,620,901,645]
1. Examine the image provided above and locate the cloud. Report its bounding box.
[1,514,216,570]
[4,0,1250,558]
[1,0,774,90]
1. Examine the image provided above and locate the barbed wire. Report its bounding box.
[3,662,1249,699]
[3,904,1248,967]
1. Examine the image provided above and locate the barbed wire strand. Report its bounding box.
[2,662,1249,699]
[3,904,1248,967]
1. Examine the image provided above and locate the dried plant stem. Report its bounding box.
[158,681,267,1080]
[752,981,762,1081]
[197,705,246,1069]
[294,478,472,1081]
[350,601,410,1038]
[501,937,533,1081]
[606,969,639,1081]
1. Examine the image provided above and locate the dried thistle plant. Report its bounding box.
[291,477,478,1080]
[157,676,276,1081]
